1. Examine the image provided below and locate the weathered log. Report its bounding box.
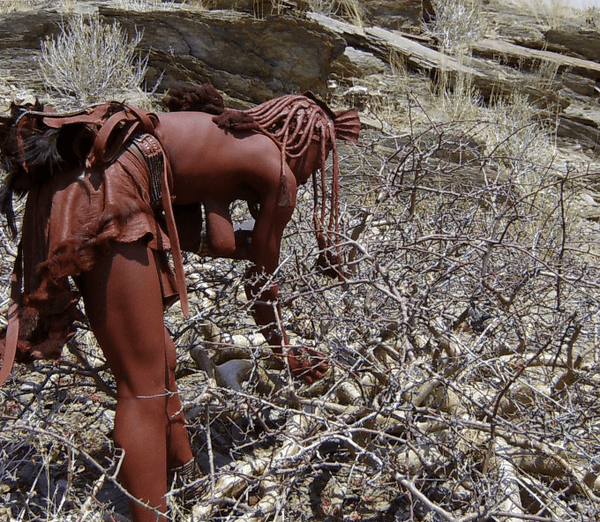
[494,437,526,522]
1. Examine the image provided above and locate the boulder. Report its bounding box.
[330,46,386,79]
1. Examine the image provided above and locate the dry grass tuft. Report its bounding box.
[510,0,581,28]
[530,0,578,27]
[426,0,487,54]
[114,0,197,11]
[307,0,363,27]
[0,0,78,12]
[1,0,42,12]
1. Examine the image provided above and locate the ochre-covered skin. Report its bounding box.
[0,90,360,522]
[77,241,192,520]
[157,111,329,383]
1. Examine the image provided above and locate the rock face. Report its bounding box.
[545,28,600,63]
[0,1,434,104]
[0,6,346,104]
[100,7,346,103]
[362,0,431,31]
[0,0,599,151]
[331,47,386,80]
[203,0,430,31]
[113,0,434,98]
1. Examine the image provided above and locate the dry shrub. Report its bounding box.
[3,93,598,520]
[270,102,599,520]
[426,0,487,53]
[513,0,579,29]
[584,6,600,29]
[3,19,600,517]
[1,0,83,13]
[38,14,149,109]
[307,0,362,27]
[0,0,45,12]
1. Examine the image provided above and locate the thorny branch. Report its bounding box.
[2,114,600,521]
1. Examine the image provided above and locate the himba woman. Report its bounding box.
[0,84,359,521]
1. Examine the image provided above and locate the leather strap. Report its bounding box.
[158,144,190,317]
[129,133,190,317]
[0,244,22,386]
[93,107,154,165]
[42,103,111,128]
[91,108,189,316]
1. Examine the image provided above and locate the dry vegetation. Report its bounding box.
[2,2,600,522]
[39,14,149,109]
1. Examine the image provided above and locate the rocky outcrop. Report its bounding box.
[0,1,433,106]
[100,7,346,103]
[0,6,346,105]
[204,0,431,31]
[545,27,600,63]
[362,0,432,31]
[330,47,386,80]
[1,0,599,149]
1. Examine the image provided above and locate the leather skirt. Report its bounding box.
[6,142,178,363]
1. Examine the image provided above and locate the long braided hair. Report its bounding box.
[164,85,360,279]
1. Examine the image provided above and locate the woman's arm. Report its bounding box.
[244,170,328,384]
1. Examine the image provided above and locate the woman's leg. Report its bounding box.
[163,327,195,468]
[79,241,192,522]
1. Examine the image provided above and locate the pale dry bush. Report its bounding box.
[584,6,600,29]
[435,63,559,194]
[38,14,150,109]
[2,54,600,522]
[436,66,482,122]
[1,99,600,519]
[426,0,487,53]
[175,99,598,520]
[271,106,599,520]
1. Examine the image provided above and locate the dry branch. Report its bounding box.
[2,90,600,521]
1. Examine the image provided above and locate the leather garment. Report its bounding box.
[0,142,177,364]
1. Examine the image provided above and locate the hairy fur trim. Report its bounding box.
[0,102,96,237]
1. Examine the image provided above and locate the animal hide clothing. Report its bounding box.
[2,140,178,364]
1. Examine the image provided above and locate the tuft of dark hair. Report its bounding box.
[162,83,225,115]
